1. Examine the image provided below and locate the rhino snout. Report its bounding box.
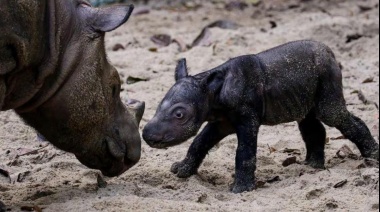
[100,124,142,177]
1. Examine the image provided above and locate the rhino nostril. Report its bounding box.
[105,138,125,161]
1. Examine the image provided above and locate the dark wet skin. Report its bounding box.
[143,40,379,193]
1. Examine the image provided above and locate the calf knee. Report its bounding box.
[317,105,350,127]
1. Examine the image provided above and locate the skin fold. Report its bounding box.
[143,40,379,193]
[0,0,145,178]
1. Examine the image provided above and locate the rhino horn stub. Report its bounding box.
[82,4,134,32]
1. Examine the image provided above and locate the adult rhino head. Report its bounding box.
[0,0,145,177]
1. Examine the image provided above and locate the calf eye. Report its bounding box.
[175,111,184,119]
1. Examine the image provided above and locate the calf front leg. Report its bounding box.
[171,120,234,178]
[231,116,260,193]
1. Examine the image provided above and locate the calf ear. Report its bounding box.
[203,70,244,107]
[83,4,134,32]
[175,59,188,81]
[202,71,224,94]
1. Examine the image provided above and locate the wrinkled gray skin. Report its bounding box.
[143,40,379,193]
[0,0,145,178]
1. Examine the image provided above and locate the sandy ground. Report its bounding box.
[1,0,379,211]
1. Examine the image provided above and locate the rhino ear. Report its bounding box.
[175,58,188,81]
[84,4,134,32]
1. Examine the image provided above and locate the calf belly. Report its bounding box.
[262,88,315,125]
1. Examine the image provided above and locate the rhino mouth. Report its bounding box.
[101,137,139,177]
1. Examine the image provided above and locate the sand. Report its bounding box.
[0,0,379,211]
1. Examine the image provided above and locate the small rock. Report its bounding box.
[256,181,266,188]
[269,20,277,28]
[20,206,43,212]
[354,179,366,187]
[306,189,323,200]
[282,148,301,155]
[197,193,207,203]
[282,156,298,167]
[336,145,356,159]
[334,180,348,188]
[346,34,363,43]
[326,201,339,209]
[112,43,125,51]
[151,34,172,47]
[359,5,373,12]
[362,77,375,84]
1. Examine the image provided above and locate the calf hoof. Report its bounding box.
[304,160,325,169]
[170,161,197,178]
[303,155,325,169]
[231,181,256,194]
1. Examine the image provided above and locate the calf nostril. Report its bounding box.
[142,129,163,143]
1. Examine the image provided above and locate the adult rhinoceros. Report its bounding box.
[0,0,145,177]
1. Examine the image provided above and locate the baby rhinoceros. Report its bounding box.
[143,40,379,193]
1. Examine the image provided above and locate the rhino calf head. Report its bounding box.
[1,0,145,177]
[143,59,208,148]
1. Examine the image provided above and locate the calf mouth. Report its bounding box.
[144,135,186,149]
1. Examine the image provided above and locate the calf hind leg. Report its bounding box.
[298,111,326,169]
[333,112,378,160]
[318,105,379,160]
[315,58,379,160]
